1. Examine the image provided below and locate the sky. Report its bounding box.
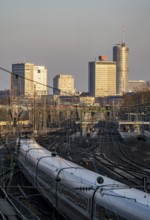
[0,0,150,93]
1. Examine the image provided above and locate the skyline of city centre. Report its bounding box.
[0,0,150,91]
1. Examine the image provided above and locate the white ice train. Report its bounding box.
[18,139,150,220]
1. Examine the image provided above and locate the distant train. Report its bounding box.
[18,139,150,220]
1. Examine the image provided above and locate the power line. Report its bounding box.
[0,67,79,97]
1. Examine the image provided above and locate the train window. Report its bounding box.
[37,169,54,188]
[26,159,35,172]
[105,210,117,219]
[95,204,127,220]
[95,204,106,219]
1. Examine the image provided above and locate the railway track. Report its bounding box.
[38,123,150,192]
[3,121,150,219]
[0,146,65,220]
[3,169,64,220]
[93,123,150,191]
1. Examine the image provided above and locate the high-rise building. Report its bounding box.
[88,56,116,97]
[53,74,75,95]
[12,63,48,97]
[12,63,34,97]
[33,66,48,96]
[113,41,129,95]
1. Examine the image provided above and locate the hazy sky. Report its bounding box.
[0,0,150,93]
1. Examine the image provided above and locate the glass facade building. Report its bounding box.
[113,43,129,95]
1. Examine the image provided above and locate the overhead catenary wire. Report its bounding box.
[0,67,79,97]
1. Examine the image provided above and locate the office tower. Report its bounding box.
[88,56,116,97]
[12,63,48,97]
[53,74,75,95]
[113,33,129,95]
[12,63,34,97]
[33,66,48,96]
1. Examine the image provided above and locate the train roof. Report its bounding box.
[19,138,150,208]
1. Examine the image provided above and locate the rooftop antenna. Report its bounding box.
[122,25,125,44]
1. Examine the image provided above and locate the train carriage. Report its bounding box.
[18,138,150,220]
